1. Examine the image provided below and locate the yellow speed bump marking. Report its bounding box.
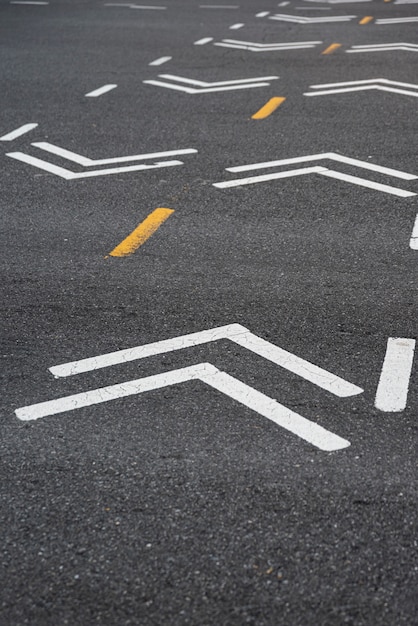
[108,208,174,257]
[322,43,341,55]
[252,97,286,119]
[359,16,373,24]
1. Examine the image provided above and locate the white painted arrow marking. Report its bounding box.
[6,144,197,179]
[49,323,362,398]
[214,39,322,51]
[213,153,417,197]
[15,363,350,451]
[143,74,279,93]
[305,78,418,98]
[375,339,416,412]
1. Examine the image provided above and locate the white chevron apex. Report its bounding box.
[214,38,322,52]
[305,78,418,98]
[347,43,418,54]
[6,142,197,179]
[16,323,364,451]
[269,13,356,23]
[15,363,350,451]
[213,152,417,197]
[143,73,279,93]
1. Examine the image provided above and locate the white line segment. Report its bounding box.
[49,323,363,398]
[374,338,416,411]
[410,214,418,250]
[0,123,38,141]
[229,23,244,29]
[16,363,350,451]
[85,84,117,97]
[149,56,172,65]
[194,37,214,45]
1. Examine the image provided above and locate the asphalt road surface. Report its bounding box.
[1,0,417,624]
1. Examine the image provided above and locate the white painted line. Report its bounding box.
[410,213,418,250]
[158,74,279,87]
[0,123,38,141]
[194,37,214,45]
[229,23,244,29]
[6,153,184,179]
[256,11,270,16]
[199,4,239,7]
[16,363,350,451]
[226,152,417,181]
[31,142,197,166]
[214,165,328,188]
[105,3,166,8]
[318,169,416,198]
[375,338,416,411]
[149,56,172,66]
[49,323,363,398]
[85,84,117,97]
[278,2,290,6]
[10,1,48,4]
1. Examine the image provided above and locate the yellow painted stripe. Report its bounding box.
[109,208,174,257]
[252,97,286,120]
[359,16,373,24]
[322,43,341,55]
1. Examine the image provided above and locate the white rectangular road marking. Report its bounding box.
[85,84,117,97]
[149,56,172,66]
[10,1,48,4]
[0,123,38,141]
[375,338,416,411]
[410,214,418,249]
[194,37,214,45]
[214,165,328,188]
[229,23,244,29]
[16,363,350,451]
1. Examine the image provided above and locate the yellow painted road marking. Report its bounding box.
[359,16,373,24]
[109,208,174,257]
[322,43,341,55]
[252,97,286,119]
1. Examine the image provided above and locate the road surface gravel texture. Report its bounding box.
[0,0,417,624]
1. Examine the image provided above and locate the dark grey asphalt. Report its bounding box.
[0,0,417,624]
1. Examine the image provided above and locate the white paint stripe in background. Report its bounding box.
[0,123,38,141]
[10,1,49,4]
[85,84,117,97]
[229,23,244,29]
[410,214,418,250]
[149,56,172,65]
[375,338,416,411]
[194,37,214,45]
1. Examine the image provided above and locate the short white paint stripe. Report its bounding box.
[149,56,172,66]
[347,47,418,53]
[226,152,417,180]
[374,338,416,411]
[144,80,271,93]
[214,42,317,51]
[256,11,270,16]
[214,166,328,188]
[85,84,117,97]
[278,2,290,6]
[351,43,418,48]
[105,3,166,8]
[10,1,48,4]
[222,39,323,47]
[0,123,38,141]
[410,213,418,250]
[376,17,418,22]
[194,37,214,45]
[318,169,416,197]
[309,78,418,90]
[200,4,239,7]
[229,23,244,28]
